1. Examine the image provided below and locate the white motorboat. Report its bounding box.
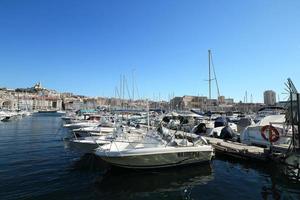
[73,125,115,135]
[0,116,5,121]
[36,110,66,116]
[62,114,85,124]
[95,129,213,169]
[71,118,116,136]
[0,111,7,121]
[207,122,237,138]
[0,111,17,121]
[64,135,112,153]
[63,121,100,129]
[254,106,285,123]
[240,114,292,147]
[65,126,147,153]
[18,110,32,116]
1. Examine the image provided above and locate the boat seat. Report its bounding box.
[168,141,178,147]
[175,139,194,146]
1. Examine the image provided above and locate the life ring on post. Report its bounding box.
[261,125,280,143]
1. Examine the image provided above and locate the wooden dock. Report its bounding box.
[161,128,290,162]
[203,136,269,161]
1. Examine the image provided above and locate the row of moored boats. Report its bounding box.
[62,107,291,169]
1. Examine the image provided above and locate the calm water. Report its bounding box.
[1,115,300,200]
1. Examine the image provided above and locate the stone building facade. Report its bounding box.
[264,90,276,106]
[0,83,62,111]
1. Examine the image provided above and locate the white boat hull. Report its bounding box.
[63,122,99,129]
[64,137,110,153]
[97,146,213,169]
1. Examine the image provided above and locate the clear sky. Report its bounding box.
[0,0,300,103]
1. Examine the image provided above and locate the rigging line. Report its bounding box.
[115,86,121,99]
[125,77,132,100]
[132,69,135,101]
[123,75,125,102]
[210,52,221,98]
[135,76,140,100]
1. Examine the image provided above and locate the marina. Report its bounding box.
[1,71,300,200]
[1,78,300,199]
[1,77,300,200]
[1,1,300,199]
[1,115,300,200]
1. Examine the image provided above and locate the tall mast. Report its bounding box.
[147,99,150,130]
[123,75,125,108]
[208,49,211,100]
[208,49,221,100]
[119,74,122,99]
[132,69,135,101]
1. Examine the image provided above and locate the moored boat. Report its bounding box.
[95,129,214,169]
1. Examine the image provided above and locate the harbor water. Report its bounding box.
[1,115,300,200]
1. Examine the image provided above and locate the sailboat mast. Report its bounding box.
[208,49,211,100]
[147,99,150,130]
[132,69,135,101]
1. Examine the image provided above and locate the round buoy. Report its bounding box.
[261,125,280,143]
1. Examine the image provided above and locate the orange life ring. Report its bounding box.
[261,125,280,143]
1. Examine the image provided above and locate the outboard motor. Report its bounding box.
[220,125,234,140]
[156,125,163,134]
[237,117,253,133]
[179,117,189,124]
[162,116,170,123]
[214,117,228,128]
[193,123,207,135]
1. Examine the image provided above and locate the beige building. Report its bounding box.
[224,98,234,105]
[264,90,276,106]
[218,96,225,104]
[0,83,62,111]
[170,95,208,110]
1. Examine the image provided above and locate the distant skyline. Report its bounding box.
[0,0,300,102]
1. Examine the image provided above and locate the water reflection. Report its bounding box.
[71,153,110,172]
[93,162,213,199]
[216,155,300,200]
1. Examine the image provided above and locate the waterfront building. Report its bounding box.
[0,83,62,111]
[170,95,240,111]
[169,96,183,110]
[207,99,218,106]
[224,98,234,105]
[170,95,208,110]
[218,96,225,104]
[264,90,276,106]
[235,102,265,113]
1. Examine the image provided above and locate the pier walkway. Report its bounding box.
[203,136,267,160]
[203,136,290,161]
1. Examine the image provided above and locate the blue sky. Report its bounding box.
[0,0,300,102]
